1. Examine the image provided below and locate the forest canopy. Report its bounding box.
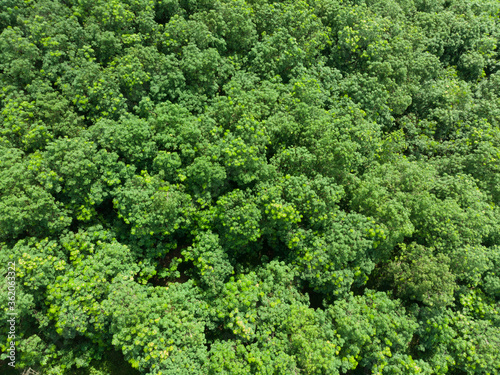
[1,0,500,374]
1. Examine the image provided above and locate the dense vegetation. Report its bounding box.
[1,0,500,373]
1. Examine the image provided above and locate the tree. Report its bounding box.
[1,0,500,373]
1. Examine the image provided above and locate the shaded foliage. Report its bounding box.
[1,0,500,373]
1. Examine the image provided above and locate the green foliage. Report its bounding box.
[416,302,500,375]
[0,145,72,240]
[208,261,343,374]
[182,231,233,294]
[46,228,139,344]
[328,290,421,374]
[113,171,192,240]
[215,189,262,253]
[291,211,383,297]
[87,115,157,167]
[386,243,456,307]
[104,280,208,375]
[1,0,500,373]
